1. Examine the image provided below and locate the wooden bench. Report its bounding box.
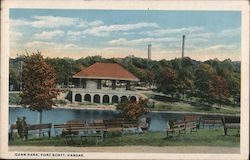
[166,119,186,137]
[201,116,222,129]
[103,118,141,134]
[221,116,240,136]
[54,120,106,144]
[103,119,124,132]
[183,116,201,134]
[10,123,52,141]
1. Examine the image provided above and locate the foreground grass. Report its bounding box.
[9,128,239,147]
[153,102,240,114]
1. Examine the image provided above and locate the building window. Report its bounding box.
[84,94,91,102]
[112,95,119,103]
[103,95,110,104]
[94,94,100,103]
[121,96,128,103]
[75,94,82,102]
[112,80,116,90]
[130,96,137,102]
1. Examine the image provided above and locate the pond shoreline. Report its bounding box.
[9,105,240,116]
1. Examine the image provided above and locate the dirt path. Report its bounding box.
[9,146,240,153]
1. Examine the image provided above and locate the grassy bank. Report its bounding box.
[153,102,240,114]
[9,129,239,147]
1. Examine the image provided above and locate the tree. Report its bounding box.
[157,67,177,97]
[209,75,229,107]
[20,52,60,135]
[194,63,217,107]
[117,98,150,120]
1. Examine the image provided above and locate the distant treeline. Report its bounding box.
[9,55,240,107]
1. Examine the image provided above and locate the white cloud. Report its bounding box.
[10,19,30,27]
[108,37,179,46]
[33,30,65,40]
[205,44,239,51]
[25,41,57,48]
[11,16,103,29]
[83,22,159,37]
[143,26,203,37]
[31,16,77,28]
[67,31,82,36]
[218,27,240,38]
[10,31,23,41]
[89,20,104,26]
[24,41,85,51]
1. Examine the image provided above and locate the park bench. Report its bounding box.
[221,116,240,136]
[183,115,201,134]
[103,118,124,132]
[166,119,186,137]
[54,120,106,144]
[201,116,222,129]
[103,118,141,134]
[10,123,52,141]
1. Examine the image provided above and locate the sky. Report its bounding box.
[10,9,241,61]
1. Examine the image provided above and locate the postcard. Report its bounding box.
[0,0,249,159]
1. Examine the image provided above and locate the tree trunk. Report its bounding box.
[38,111,43,136]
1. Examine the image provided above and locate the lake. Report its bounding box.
[9,107,222,136]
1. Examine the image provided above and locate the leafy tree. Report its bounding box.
[209,75,229,107]
[157,66,177,96]
[194,63,217,106]
[177,68,194,100]
[117,98,149,120]
[21,52,60,134]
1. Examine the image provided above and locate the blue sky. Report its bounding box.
[10,9,241,61]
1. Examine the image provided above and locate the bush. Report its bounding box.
[9,93,21,105]
[54,99,67,105]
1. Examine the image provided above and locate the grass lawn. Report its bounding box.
[9,128,239,147]
[153,102,240,114]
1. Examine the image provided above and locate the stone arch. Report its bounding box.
[120,96,128,103]
[112,95,119,103]
[103,95,110,104]
[75,94,82,102]
[84,94,91,102]
[93,94,101,103]
[130,96,137,102]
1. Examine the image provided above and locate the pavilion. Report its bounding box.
[71,62,140,104]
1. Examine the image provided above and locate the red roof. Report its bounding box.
[73,62,139,81]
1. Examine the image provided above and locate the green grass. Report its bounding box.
[9,129,239,147]
[153,102,240,114]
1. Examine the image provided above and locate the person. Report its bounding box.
[21,116,28,140]
[15,117,23,138]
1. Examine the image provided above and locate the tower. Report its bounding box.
[182,35,185,58]
[148,44,151,60]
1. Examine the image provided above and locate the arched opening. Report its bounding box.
[103,95,110,104]
[130,96,137,102]
[93,94,100,103]
[112,95,119,103]
[84,94,91,102]
[75,94,82,102]
[121,96,128,103]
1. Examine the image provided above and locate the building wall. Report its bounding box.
[71,88,141,104]
[86,80,97,89]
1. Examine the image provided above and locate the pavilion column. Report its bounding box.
[91,94,94,103]
[126,81,131,90]
[72,92,75,103]
[100,95,103,104]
